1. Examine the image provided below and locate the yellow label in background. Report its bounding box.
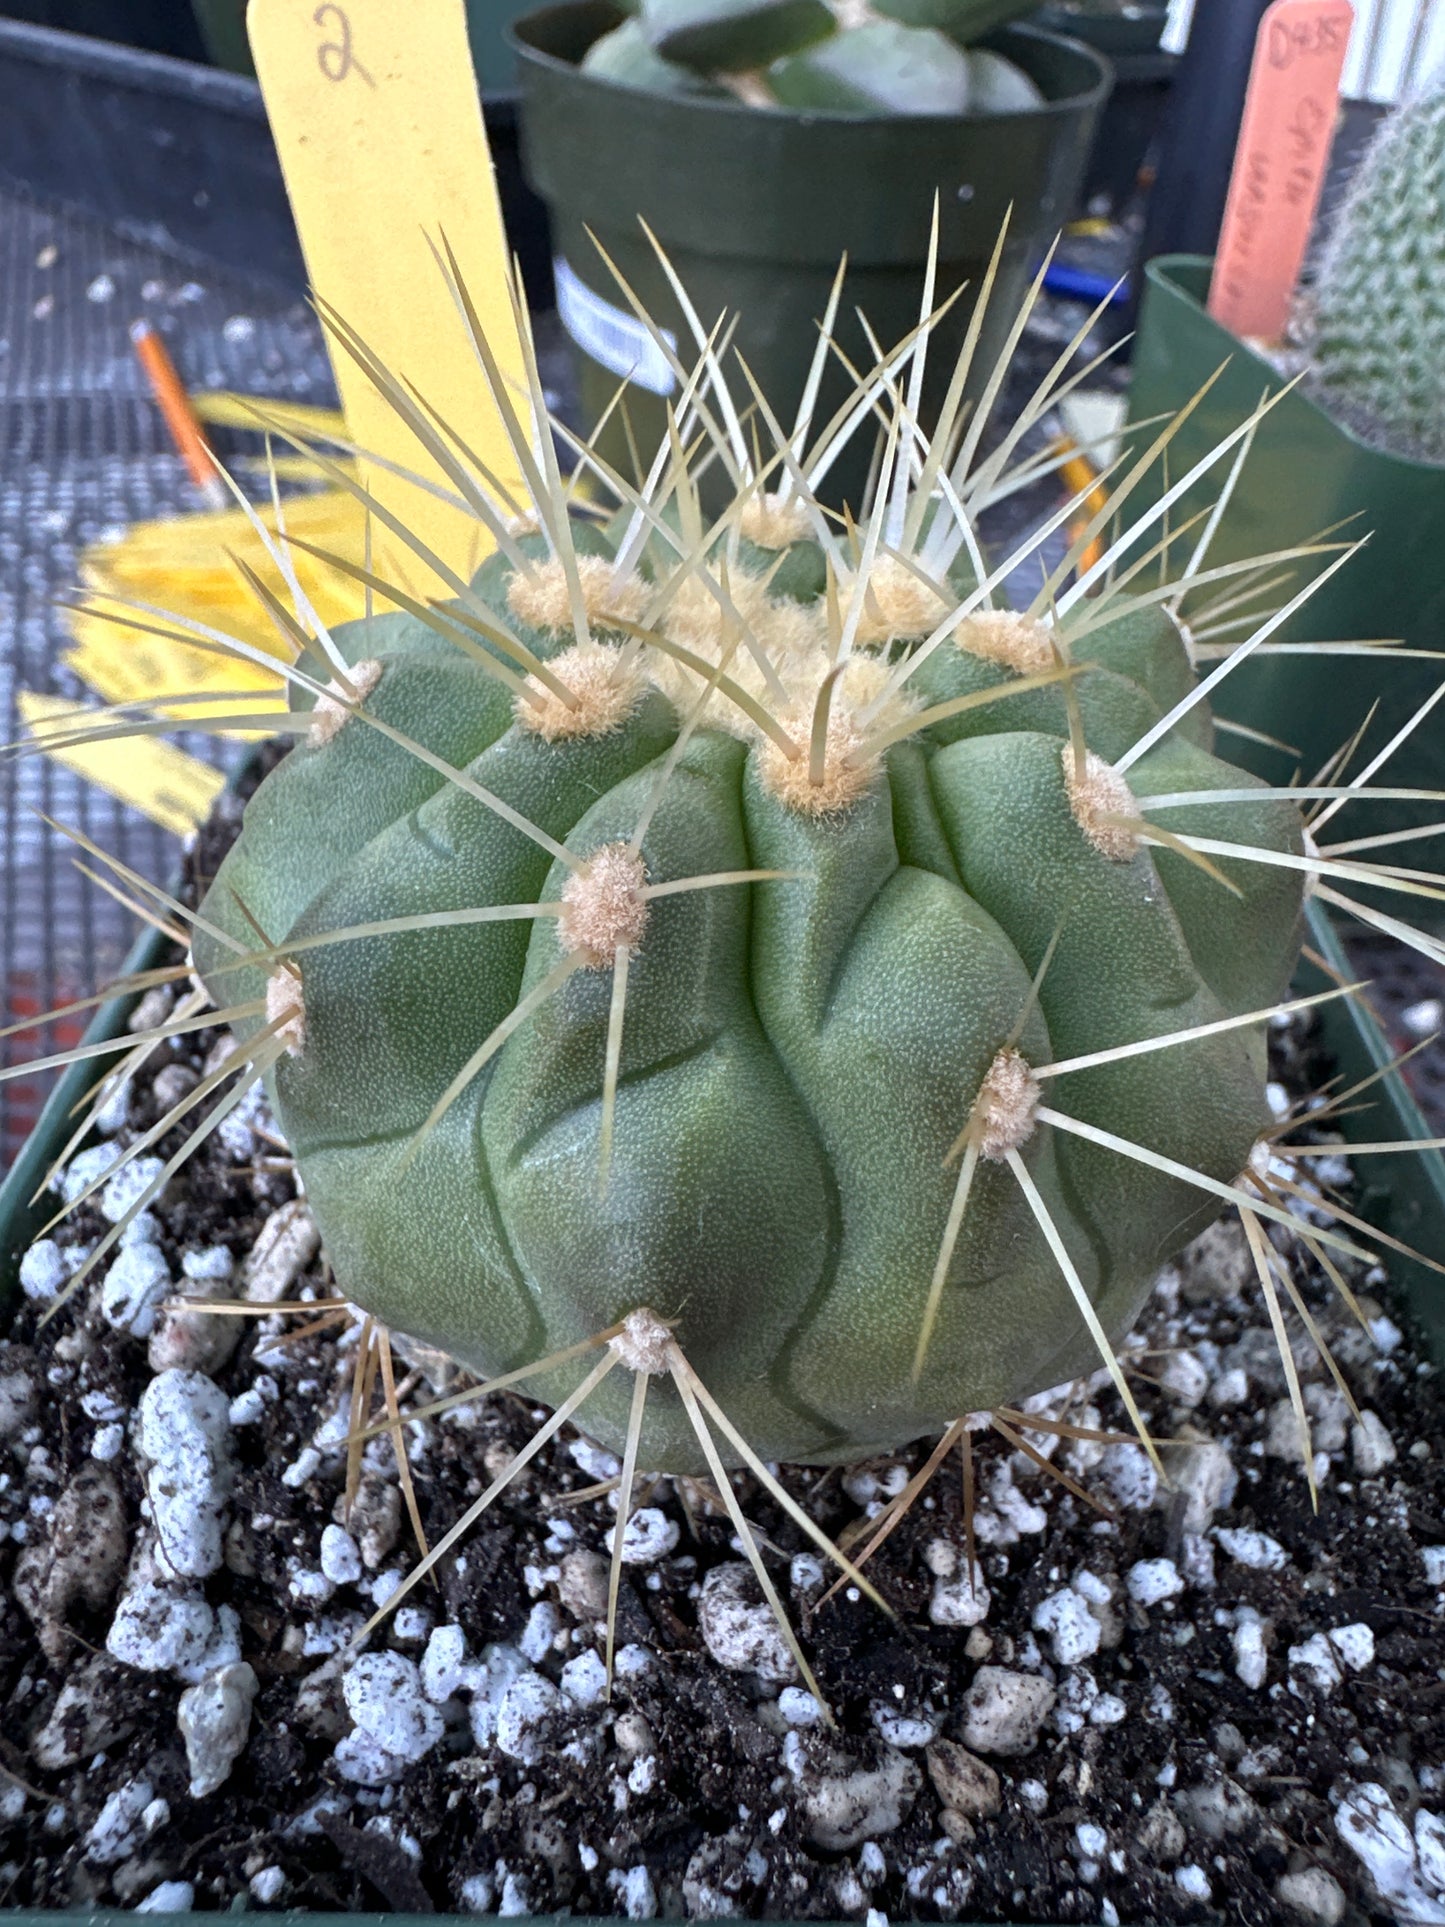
[247,0,530,593]
[18,693,228,838]
[67,486,373,730]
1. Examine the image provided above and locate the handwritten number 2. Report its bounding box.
[315,3,375,87]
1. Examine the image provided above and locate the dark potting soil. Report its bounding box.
[0,752,1442,1925]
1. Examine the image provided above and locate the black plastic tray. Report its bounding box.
[0,15,553,305]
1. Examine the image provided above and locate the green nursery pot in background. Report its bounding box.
[512,0,1109,508]
[1127,256,1445,871]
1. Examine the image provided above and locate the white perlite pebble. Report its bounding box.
[800,1749,921,1852]
[1175,1865,1212,1900]
[1160,1350,1209,1408]
[84,1777,155,1863]
[342,1653,444,1767]
[520,1599,563,1662]
[1210,1366,1250,1408]
[91,1423,125,1463]
[697,1563,795,1684]
[929,1562,990,1627]
[560,1650,609,1708]
[421,1623,474,1704]
[137,1369,237,1578]
[957,1668,1056,1757]
[1352,1410,1397,1476]
[136,1882,195,1913]
[107,1582,240,1683]
[1424,1546,1445,1586]
[1335,1783,1445,1922]
[1127,1558,1184,1606]
[1098,1442,1158,1511]
[1417,1811,1445,1895]
[468,1644,529,1748]
[1170,1439,1238,1534]
[250,1868,286,1905]
[1233,1609,1269,1690]
[1328,1622,1375,1672]
[779,1688,823,1727]
[100,1242,172,1338]
[873,1707,935,1749]
[19,1240,72,1303]
[621,1507,679,1565]
[100,1155,166,1223]
[1275,1867,1346,1924]
[1289,1633,1342,1694]
[494,1671,564,1765]
[320,1525,363,1587]
[61,1143,123,1204]
[1215,1527,1289,1572]
[1032,1587,1101,1665]
[178,1661,258,1797]
[607,1865,658,1920]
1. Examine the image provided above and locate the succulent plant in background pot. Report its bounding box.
[1126,81,1445,873]
[512,0,1110,508]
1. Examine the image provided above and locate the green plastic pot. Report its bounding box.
[512,0,1110,507]
[1127,256,1445,869]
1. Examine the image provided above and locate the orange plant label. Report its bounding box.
[1208,0,1354,344]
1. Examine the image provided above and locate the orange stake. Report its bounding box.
[1055,436,1110,576]
[130,319,228,511]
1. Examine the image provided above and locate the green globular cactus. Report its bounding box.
[1310,82,1445,464]
[190,316,1306,1480]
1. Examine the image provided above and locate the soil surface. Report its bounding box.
[0,755,1443,1924]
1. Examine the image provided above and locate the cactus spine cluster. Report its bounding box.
[1310,80,1445,464]
[582,0,1044,115]
[187,257,1308,1479]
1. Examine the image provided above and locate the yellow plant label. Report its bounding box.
[247,0,529,591]
[19,692,227,839]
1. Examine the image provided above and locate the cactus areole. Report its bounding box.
[193,517,1306,1475]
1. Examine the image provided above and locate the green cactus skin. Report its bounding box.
[642,0,836,72]
[769,20,972,114]
[1311,83,1445,465]
[582,18,725,93]
[590,0,1042,113]
[193,525,1305,1476]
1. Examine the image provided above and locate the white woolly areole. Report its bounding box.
[1062,746,1142,862]
[957,609,1056,677]
[516,643,647,742]
[308,658,382,749]
[843,556,951,646]
[558,842,648,968]
[757,655,916,817]
[505,554,648,638]
[505,512,542,539]
[738,491,813,551]
[609,1308,673,1376]
[265,968,306,1057]
[975,1047,1041,1161]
